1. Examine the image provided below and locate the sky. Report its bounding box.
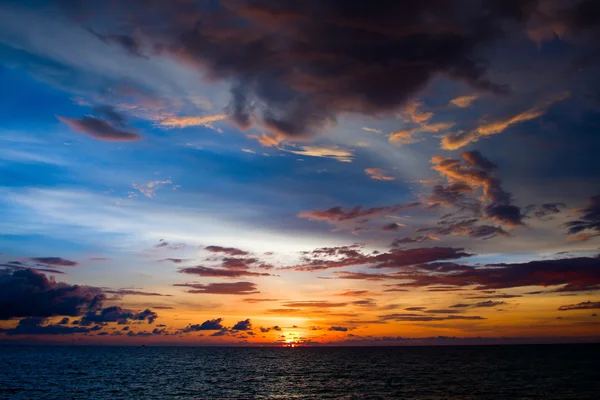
[0,0,599,346]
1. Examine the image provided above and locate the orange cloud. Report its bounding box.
[450,95,477,108]
[441,93,569,150]
[287,145,353,162]
[365,168,395,181]
[158,114,227,129]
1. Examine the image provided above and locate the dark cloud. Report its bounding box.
[28,257,78,267]
[174,281,259,295]
[418,218,509,240]
[558,301,600,311]
[565,195,600,241]
[57,116,141,142]
[92,105,129,127]
[380,313,486,322]
[182,318,224,332]
[426,183,477,210]
[286,246,471,272]
[465,294,522,300]
[424,309,464,314]
[329,271,402,281]
[0,269,104,320]
[336,290,370,297]
[260,325,282,333]
[299,202,420,223]
[59,0,546,138]
[524,203,566,220]
[204,246,249,256]
[105,289,172,297]
[385,255,600,292]
[430,153,523,227]
[0,317,92,336]
[79,306,158,326]
[450,301,506,308]
[382,223,401,232]
[282,301,348,308]
[405,307,427,311]
[232,319,252,331]
[328,326,349,332]
[460,151,498,171]
[57,317,70,324]
[390,236,433,247]
[0,262,66,275]
[159,258,189,264]
[89,29,146,58]
[178,266,273,278]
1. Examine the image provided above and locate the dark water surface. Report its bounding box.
[1,344,599,399]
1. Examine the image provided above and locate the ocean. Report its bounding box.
[1,344,599,399]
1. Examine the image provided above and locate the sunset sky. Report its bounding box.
[1,0,599,346]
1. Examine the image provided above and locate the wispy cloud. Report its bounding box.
[158,114,227,129]
[365,168,395,181]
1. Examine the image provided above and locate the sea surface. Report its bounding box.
[1,344,599,399]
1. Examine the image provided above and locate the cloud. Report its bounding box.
[390,235,436,246]
[362,127,381,134]
[565,195,600,241]
[379,314,486,322]
[57,116,141,142]
[243,298,280,303]
[429,152,523,227]
[386,255,600,292]
[0,268,104,320]
[441,93,569,149]
[389,122,454,146]
[182,318,224,332]
[328,326,349,332]
[104,289,172,297]
[336,290,370,297]
[418,218,509,240]
[260,325,281,333]
[298,202,420,224]
[174,281,259,295]
[286,246,471,272]
[460,151,497,171]
[524,203,566,220]
[204,246,249,256]
[79,306,158,325]
[247,132,285,147]
[281,301,348,308]
[0,317,92,336]
[558,301,600,311]
[158,114,227,129]
[329,271,400,281]
[285,145,353,162]
[132,180,173,198]
[450,95,478,108]
[365,168,395,181]
[28,257,78,267]
[89,29,146,58]
[58,1,534,139]
[232,319,252,331]
[178,266,273,278]
[449,301,506,309]
[92,105,129,127]
[159,258,189,264]
[382,223,404,232]
[405,307,426,311]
